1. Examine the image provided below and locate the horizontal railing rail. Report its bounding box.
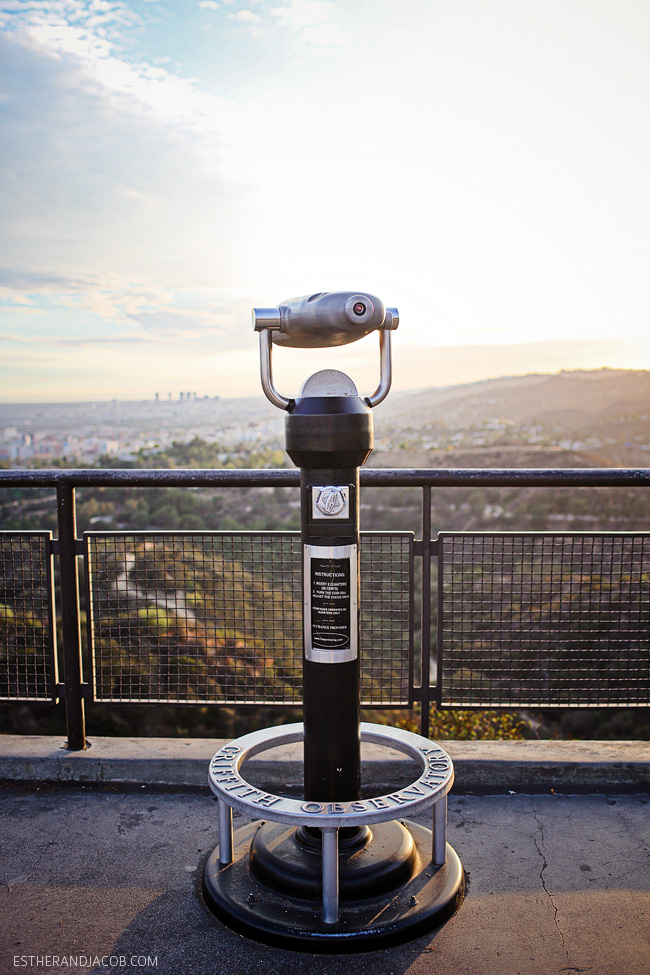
[2,467,650,749]
[3,467,650,487]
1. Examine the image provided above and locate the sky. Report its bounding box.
[1,0,650,403]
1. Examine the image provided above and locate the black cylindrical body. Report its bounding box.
[286,396,373,803]
[300,465,361,802]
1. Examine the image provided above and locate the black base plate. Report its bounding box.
[250,820,417,901]
[202,820,464,953]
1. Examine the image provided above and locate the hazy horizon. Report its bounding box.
[0,343,649,406]
[0,360,647,408]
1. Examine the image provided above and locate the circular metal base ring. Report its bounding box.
[202,819,464,953]
[208,722,454,830]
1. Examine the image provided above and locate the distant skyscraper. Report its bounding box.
[155,392,159,402]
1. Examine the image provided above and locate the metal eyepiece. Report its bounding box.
[385,307,399,329]
[344,295,375,327]
[253,308,282,331]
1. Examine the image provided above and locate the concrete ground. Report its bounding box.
[1,782,648,975]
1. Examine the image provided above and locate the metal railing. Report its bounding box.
[1,467,650,749]
[84,529,413,707]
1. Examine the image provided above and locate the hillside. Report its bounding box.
[3,366,650,470]
[375,368,650,467]
[382,368,650,425]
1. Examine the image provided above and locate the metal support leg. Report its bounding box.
[433,795,447,866]
[218,800,233,866]
[321,828,339,925]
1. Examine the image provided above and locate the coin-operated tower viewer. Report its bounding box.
[261,292,393,808]
[203,292,464,951]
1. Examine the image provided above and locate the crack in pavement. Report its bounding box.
[34,799,78,862]
[532,803,591,974]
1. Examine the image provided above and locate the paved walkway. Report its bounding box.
[1,784,648,975]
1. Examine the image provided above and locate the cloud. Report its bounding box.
[130,297,253,346]
[198,1,219,9]
[55,335,154,346]
[0,0,353,331]
[6,18,227,131]
[269,0,333,30]
[0,269,106,293]
[228,10,261,24]
[0,332,45,344]
[0,1,141,31]
[0,268,174,321]
[268,0,348,48]
[0,263,251,349]
[0,301,44,316]
[0,14,260,334]
[132,308,227,336]
[218,0,348,50]
[0,330,152,347]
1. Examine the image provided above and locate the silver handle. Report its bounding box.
[253,299,398,411]
[258,330,292,410]
[365,329,393,408]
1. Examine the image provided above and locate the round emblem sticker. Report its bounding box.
[316,487,346,517]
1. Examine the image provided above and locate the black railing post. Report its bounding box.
[420,485,432,736]
[56,483,86,750]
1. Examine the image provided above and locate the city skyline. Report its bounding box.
[2,1,650,402]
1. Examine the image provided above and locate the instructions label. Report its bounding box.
[304,544,357,663]
[311,557,350,649]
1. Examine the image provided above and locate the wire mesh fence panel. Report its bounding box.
[86,533,303,705]
[86,531,413,706]
[360,533,413,706]
[438,533,650,708]
[0,532,57,701]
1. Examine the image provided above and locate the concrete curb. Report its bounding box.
[0,734,648,794]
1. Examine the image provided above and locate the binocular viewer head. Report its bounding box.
[253,291,398,411]
[253,292,398,350]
